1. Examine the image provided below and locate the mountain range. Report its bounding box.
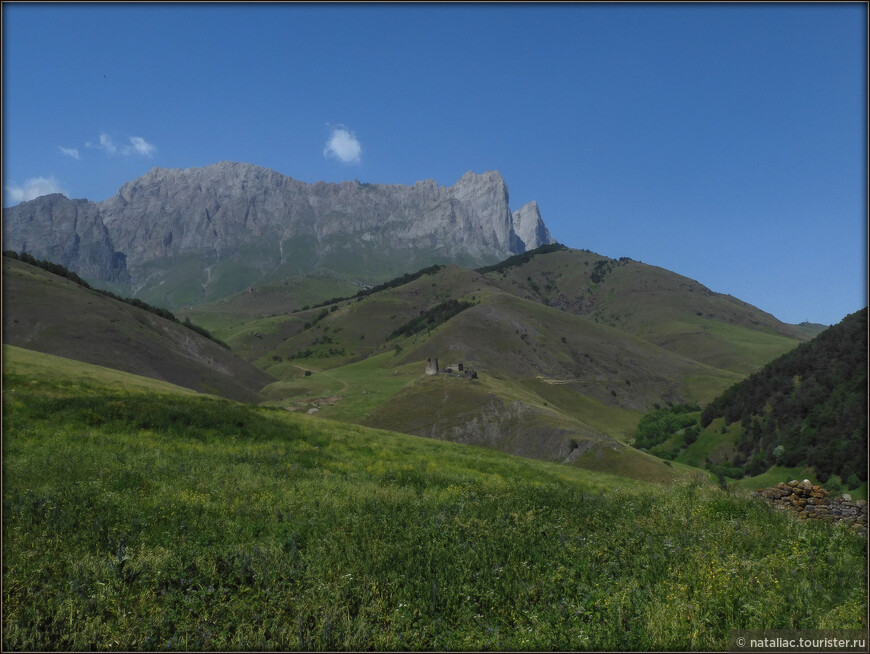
[2,163,552,308]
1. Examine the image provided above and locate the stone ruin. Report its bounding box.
[425,357,477,379]
[754,479,867,535]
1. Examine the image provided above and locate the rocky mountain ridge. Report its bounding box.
[2,162,553,307]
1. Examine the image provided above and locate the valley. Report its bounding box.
[166,245,814,484]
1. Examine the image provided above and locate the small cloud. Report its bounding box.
[85,132,155,157]
[324,126,362,164]
[5,176,68,204]
[95,132,118,154]
[59,146,80,160]
[86,132,117,154]
[126,136,156,157]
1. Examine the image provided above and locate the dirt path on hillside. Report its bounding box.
[536,375,588,385]
[290,363,349,396]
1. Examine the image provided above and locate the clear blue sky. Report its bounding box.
[3,2,867,325]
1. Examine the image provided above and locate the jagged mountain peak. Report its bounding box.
[512,201,552,251]
[2,163,555,308]
[456,169,505,183]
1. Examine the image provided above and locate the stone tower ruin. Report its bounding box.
[425,357,439,375]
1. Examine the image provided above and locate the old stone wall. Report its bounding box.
[425,358,477,379]
[754,479,867,535]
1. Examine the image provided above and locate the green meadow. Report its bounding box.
[3,347,866,651]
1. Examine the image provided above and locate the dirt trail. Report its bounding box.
[291,363,349,395]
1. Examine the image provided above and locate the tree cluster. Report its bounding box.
[701,308,867,482]
[388,300,474,340]
[632,404,701,451]
[474,243,567,276]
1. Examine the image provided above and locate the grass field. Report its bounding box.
[259,351,418,421]
[3,349,866,651]
[2,346,203,397]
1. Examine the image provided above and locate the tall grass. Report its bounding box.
[3,371,866,650]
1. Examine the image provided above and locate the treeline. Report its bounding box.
[296,245,568,314]
[3,250,94,289]
[4,251,229,349]
[475,243,567,275]
[389,299,475,340]
[357,265,445,299]
[700,308,867,483]
[302,265,446,313]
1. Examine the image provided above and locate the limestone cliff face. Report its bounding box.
[2,162,554,304]
[512,201,552,251]
[2,193,129,283]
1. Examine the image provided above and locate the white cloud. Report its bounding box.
[126,136,156,157]
[5,176,68,204]
[323,126,362,164]
[85,132,155,157]
[59,146,80,160]
[91,132,118,154]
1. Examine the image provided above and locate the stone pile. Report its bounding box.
[754,479,867,534]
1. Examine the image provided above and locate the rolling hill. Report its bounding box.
[2,240,825,484]
[170,246,813,481]
[2,255,274,403]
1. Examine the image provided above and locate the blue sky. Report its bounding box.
[2,2,866,325]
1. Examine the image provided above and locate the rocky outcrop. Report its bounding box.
[2,194,129,283]
[754,479,867,534]
[2,163,554,306]
[512,201,552,251]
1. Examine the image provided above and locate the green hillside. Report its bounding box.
[625,309,868,496]
[701,308,867,483]
[177,269,367,335]
[481,248,807,375]
[3,346,866,650]
[3,244,818,487]
[2,256,274,403]
[171,247,806,478]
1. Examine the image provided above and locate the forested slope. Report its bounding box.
[700,308,867,483]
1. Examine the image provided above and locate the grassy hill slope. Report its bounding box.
[189,248,804,478]
[177,269,367,335]
[3,347,865,650]
[2,246,812,486]
[481,248,808,375]
[2,256,274,403]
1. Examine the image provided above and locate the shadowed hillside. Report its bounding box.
[2,256,274,402]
